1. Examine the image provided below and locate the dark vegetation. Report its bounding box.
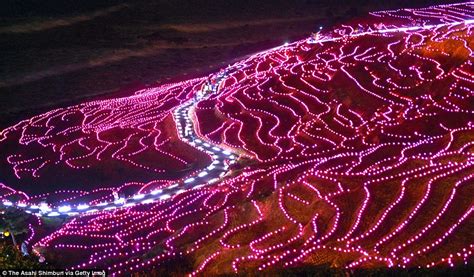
[0,207,62,269]
[0,241,54,270]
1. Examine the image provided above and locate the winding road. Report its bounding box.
[1,70,238,217]
[9,18,474,217]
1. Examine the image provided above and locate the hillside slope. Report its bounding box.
[0,2,473,275]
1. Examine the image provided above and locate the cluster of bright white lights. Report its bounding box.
[0,70,236,217]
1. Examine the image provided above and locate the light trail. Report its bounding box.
[307,19,474,45]
[1,70,238,216]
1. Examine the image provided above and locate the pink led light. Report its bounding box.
[0,2,473,275]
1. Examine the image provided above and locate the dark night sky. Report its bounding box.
[0,0,461,129]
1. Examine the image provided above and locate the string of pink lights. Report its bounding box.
[0,1,473,275]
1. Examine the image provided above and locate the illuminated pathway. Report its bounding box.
[307,18,474,44]
[1,71,238,217]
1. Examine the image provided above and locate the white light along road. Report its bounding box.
[306,19,474,45]
[1,69,239,217]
